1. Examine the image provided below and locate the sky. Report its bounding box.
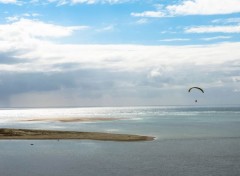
[0,0,240,107]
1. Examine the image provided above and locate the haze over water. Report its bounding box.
[0,106,240,176]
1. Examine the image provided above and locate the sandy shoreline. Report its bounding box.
[0,128,154,141]
[20,117,124,122]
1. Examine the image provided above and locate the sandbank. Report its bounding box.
[0,128,154,141]
[20,117,124,122]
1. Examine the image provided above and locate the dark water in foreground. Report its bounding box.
[0,106,240,176]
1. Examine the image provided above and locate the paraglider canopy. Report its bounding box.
[188,87,204,93]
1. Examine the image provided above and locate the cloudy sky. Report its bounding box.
[0,0,240,107]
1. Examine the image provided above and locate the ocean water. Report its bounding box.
[0,106,240,176]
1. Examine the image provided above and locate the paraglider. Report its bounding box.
[188,87,204,93]
[188,87,204,103]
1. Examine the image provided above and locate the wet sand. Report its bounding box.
[0,128,154,141]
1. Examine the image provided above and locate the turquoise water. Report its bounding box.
[0,106,240,176]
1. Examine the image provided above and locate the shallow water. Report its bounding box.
[0,106,240,176]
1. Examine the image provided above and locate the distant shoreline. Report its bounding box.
[0,128,154,142]
[20,117,124,123]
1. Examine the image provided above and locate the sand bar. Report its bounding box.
[0,128,154,141]
[20,117,124,122]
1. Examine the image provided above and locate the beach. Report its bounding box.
[0,128,154,141]
[1,116,156,141]
[20,117,124,122]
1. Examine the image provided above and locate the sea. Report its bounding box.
[0,106,240,176]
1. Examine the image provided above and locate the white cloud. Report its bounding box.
[185,25,240,33]
[166,0,240,15]
[1,18,240,79]
[149,69,162,78]
[136,18,148,25]
[201,36,232,41]
[212,18,240,24]
[0,18,89,72]
[0,0,18,4]
[96,25,115,32]
[148,67,173,78]
[1,18,240,106]
[5,16,19,22]
[5,13,41,22]
[0,18,89,40]
[131,0,240,18]
[159,38,190,42]
[131,11,165,18]
[22,13,40,17]
[1,37,240,73]
[48,0,131,5]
